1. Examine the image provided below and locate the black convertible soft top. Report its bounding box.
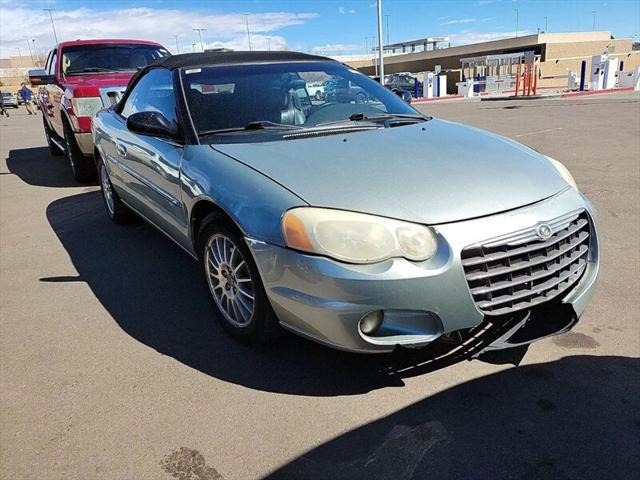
[150,50,333,70]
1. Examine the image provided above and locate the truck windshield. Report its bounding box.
[62,44,169,76]
[181,61,420,141]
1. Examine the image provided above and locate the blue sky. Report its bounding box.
[1,0,639,57]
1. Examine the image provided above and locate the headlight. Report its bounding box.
[282,207,438,264]
[545,155,578,191]
[71,97,103,117]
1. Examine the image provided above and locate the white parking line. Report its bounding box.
[515,127,564,138]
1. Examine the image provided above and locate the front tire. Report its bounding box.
[98,158,134,224]
[63,119,96,182]
[199,214,281,344]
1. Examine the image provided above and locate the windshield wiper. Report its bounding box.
[199,121,304,136]
[317,112,431,127]
[66,67,116,74]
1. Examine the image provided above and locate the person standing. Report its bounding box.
[0,89,10,117]
[18,83,35,115]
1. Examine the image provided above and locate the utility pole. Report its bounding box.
[243,14,252,51]
[376,0,384,80]
[32,39,39,67]
[25,38,35,66]
[193,28,206,52]
[267,38,271,51]
[514,8,519,37]
[544,16,548,32]
[173,35,180,53]
[43,8,59,44]
[364,36,368,55]
[384,14,391,45]
[592,11,597,31]
[192,43,196,53]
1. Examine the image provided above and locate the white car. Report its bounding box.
[306,81,325,100]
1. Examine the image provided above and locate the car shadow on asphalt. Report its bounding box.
[6,147,91,188]
[265,355,640,479]
[45,191,564,397]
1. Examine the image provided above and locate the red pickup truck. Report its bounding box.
[29,39,170,182]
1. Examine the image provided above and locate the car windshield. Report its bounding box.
[181,61,422,142]
[62,44,170,76]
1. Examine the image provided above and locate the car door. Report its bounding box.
[40,49,63,137]
[112,68,187,240]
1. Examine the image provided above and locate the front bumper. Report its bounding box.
[247,188,599,353]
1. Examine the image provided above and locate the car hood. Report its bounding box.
[63,72,133,88]
[212,119,569,224]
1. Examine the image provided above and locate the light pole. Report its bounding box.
[192,43,196,53]
[384,14,391,45]
[43,8,59,44]
[364,36,368,55]
[376,0,384,80]
[32,39,40,66]
[544,16,548,32]
[514,8,519,37]
[267,38,271,51]
[591,11,596,31]
[25,37,35,66]
[193,28,206,52]
[173,35,180,53]
[243,14,252,51]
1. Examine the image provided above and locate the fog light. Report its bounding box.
[360,310,384,335]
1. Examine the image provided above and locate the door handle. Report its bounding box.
[116,143,127,157]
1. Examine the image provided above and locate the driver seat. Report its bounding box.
[280,88,306,125]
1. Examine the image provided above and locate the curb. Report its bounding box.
[480,93,561,101]
[560,87,635,98]
[412,95,464,104]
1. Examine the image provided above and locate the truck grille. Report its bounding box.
[98,87,127,107]
[461,211,590,316]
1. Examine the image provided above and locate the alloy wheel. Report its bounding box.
[100,164,115,216]
[204,234,255,327]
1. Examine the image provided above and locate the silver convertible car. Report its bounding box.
[92,51,599,355]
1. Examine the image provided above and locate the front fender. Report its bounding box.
[181,145,308,247]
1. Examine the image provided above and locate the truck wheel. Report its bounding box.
[63,119,96,183]
[43,116,63,156]
[98,157,134,224]
[198,213,281,345]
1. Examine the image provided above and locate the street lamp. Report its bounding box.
[193,28,206,52]
[592,11,597,31]
[514,8,519,37]
[376,0,384,79]
[43,9,59,44]
[173,35,180,54]
[243,14,253,51]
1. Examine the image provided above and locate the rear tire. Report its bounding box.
[98,158,134,224]
[198,213,281,345]
[63,119,96,183]
[42,116,63,156]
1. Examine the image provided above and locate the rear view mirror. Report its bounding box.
[28,69,56,86]
[126,111,180,140]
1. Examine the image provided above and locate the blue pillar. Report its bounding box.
[579,60,586,91]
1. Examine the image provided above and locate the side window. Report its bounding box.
[44,50,53,73]
[48,50,58,76]
[121,69,176,124]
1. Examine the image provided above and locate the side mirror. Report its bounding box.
[28,69,56,86]
[396,89,412,104]
[126,111,179,140]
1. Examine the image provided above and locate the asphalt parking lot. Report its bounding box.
[1,92,639,480]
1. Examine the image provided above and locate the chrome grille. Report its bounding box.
[98,86,127,107]
[461,211,590,316]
